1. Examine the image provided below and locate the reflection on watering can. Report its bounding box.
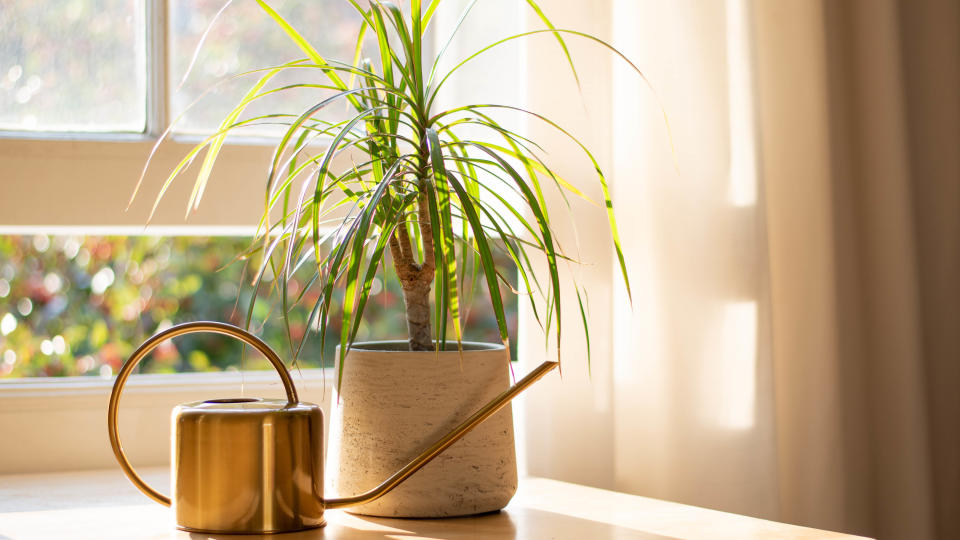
[107,321,558,534]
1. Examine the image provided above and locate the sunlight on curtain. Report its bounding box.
[610,0,778,518]
[726,0,758,208]
[702,301,758,430]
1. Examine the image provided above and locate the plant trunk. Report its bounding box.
[390,218,435,351]
[400,279,433,351]
[389,141,436,351]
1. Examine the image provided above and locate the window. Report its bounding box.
[0,0,525,475]
[168,0,366,135]
[0,0,367,136]
[0,1,147,132]
[0,1,371,382]
[0,1,361,230]
[1,0,517,380]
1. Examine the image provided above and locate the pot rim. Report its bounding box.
[341,340,506,353]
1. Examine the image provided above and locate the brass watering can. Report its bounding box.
[107,321,557,534]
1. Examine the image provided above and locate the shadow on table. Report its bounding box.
[183,507,679,540]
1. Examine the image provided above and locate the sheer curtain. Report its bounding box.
[608,0,779,518]
[519,1,959,539]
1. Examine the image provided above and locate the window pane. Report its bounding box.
[0,0,147,132]
[168,1,365,136]
[0,235,516,378]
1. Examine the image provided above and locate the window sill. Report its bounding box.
[0,368,330,399]
[0,369,333,475]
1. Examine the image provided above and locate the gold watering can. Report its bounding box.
[107,321,558,534]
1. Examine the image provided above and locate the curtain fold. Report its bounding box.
[755,0,958,537]
[896,3,960,538]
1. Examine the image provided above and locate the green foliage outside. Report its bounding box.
[0,235,515,378]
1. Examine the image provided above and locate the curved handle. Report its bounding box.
[107,321,298,507]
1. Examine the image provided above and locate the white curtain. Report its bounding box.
[608,0,779,518]
[519,1,959,539]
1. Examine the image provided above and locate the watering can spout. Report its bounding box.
[107,321,558,533]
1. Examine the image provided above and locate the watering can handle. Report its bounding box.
[106,321,298,507]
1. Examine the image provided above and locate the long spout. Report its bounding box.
[323,360,559,509]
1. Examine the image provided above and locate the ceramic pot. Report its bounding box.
[326,341,517,517]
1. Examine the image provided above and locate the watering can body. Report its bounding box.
[107,321,557,534]
[172,399,325,533]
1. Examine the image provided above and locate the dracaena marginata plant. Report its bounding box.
[135,0,647,382]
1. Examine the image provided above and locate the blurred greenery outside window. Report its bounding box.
[0,235,518,378]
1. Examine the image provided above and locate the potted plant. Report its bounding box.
[136,0,641,517]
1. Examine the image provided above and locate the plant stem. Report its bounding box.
[390,189,436,351]
[400,278,433,351]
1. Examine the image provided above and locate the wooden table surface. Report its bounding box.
[0,468,870,539]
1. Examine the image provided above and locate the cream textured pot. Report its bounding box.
[326,341,517,517]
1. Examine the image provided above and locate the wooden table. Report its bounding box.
[0,468,869,539]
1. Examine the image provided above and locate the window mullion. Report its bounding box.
[146,0,170,137]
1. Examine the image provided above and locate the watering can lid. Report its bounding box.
[176,398,319,414]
